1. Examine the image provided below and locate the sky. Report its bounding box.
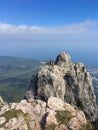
[0,0,98,65]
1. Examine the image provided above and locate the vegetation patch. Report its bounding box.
[45,124,56,130]
[1,109,23,122]
[45,111,72,130]
[0,123,5,128]
[80,121,94,130]
[77,99,84,111]
[23,113,31,130]
[0,109,23,128]
[55,110,72,125]
[0,109,32,130]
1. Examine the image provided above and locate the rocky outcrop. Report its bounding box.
[26,52,98,122]
[0,97,5,107]
[0,97,88,130]
[55,52,71,66]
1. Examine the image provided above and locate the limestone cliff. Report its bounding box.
[26,52,98,122]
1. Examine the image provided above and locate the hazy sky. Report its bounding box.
[0,0,98,64]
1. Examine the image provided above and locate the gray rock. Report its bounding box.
[26,52,98,122]
[37,65,66,101]
[55,52,71,66]
[0,97,5,107]
[25,75,37,100]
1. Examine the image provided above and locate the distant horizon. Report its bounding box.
[0,50,98,66]
[0,0,98,66]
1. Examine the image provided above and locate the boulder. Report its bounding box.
[0,117,6,125]
[55,52,71,66]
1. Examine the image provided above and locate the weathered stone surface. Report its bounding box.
[0,104,10,116]
[55,52,71,66]
[0,97,5,106]
[0,117,6,125]
[55,125,68,130]
[64,103,76,116]
[76,110,87,125]
[37,65,66,101]
[46,110,58,125]
[0,97,87,130]
[47,97,65,111]
[25,75,38,100]
[15,99,34,114]
[34,122,41,130]
[68,117,81,130]
[5,117,28,130]
[26,52,98,122]
[10,103,17,110]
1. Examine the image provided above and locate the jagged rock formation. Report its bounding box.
[0,97,88,130]
[26,52,98,122]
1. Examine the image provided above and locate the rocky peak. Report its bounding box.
[55,52,71,66]
[26,52,98,122]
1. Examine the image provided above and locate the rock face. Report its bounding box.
[0,97,5,107]
[26,52,98,122]
[0,97,87,130]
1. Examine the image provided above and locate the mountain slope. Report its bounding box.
[0,56,41,102]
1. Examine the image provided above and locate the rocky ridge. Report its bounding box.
[0,97,89,130]
[26,52,98,122]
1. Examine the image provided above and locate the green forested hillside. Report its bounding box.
[0,56,41,102]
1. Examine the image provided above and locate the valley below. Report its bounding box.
[0,56,41,102]
[0,56,98,106]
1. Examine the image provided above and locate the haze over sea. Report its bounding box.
[0,0,98,65]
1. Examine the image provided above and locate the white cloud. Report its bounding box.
[0,20,98,61]
[0,20,98,36]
